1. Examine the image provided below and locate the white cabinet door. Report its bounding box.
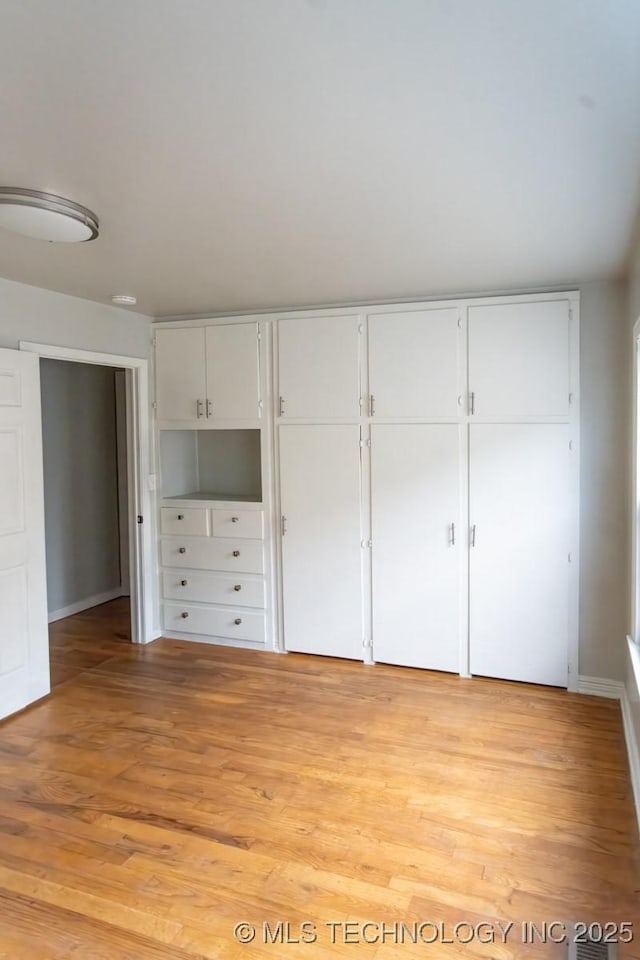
[205,323,260,421]
[468,300,570,417]
[371,425,460,672]
[368,308,460,418]
[0,350,49,720]
[277,316,361,418]
[279,425,363,658]
[469,424,570,686]
[155,328,206,422]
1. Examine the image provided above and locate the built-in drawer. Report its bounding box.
[161,507,209,537]
[164,602,266,644]
[162,570,265,608]
[211,509,264,540]
[161,537,264,574]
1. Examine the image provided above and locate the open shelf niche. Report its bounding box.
[160,429,262,502]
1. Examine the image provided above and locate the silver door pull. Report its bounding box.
[449,522,455,546]
[281,515,287,536]
[181,611,189,619]
[470,524,476,547]
[179,547,186,554]
[206,399,213,418]
[180,579,188,586]
[469,391,475,415]
[231,516,239,523]
[234,618,242,625]
[196,399,204,418]
[279,396,285,416]
[369,394,376,417]
[177,514,184,520]
[232,550,240,557]
[233,584,242,591]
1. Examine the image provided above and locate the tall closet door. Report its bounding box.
[371,425,460,672]
[279,425,363,659]
[468,300,570,417]
[368,308,460,418]
[155,328,206,422]
[277,316,361,418]
[469,424,570,686]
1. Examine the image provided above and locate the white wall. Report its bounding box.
[579,280,630,680]
[41,359,122,615]
[0,276,150,355]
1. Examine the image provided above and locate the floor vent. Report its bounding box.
[569,938,617,960]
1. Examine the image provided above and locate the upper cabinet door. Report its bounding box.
[277,315,361,419]
[155,328,207,423]
[468,300,570,418]
[368,308,461,418]
[205,323,260,421]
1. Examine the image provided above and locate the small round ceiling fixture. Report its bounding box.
[0,188,99,242]
[111,294,137,306]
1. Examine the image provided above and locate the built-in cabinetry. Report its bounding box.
[154,294,578,688]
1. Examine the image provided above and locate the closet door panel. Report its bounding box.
[468,300,570,417]
[469,423,569,686]
[205,323,260,421]
[277,316,360,419]
[368,308,460,418]
[371,425,460,672]
[279,425,363,658]
[155,328,206,422]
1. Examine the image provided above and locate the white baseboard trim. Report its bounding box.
[577,675,625,699]
[48,587,125,623]
[620,684,640,832]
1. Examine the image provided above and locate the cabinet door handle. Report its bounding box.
[231,516,239,523]
[180,579,188,586]
[179,546,186,554]
[233,584,242,591]
[234,618,242,625]
[281,515,287,536]
[470,524,476,547]
[449,522,455,546]
[181,611,189,619]
[196,399,204,418]
[206,399,212,418]
[232,550,240,557]
[177,514,184,520]
[279,396,285,417]
[369,394,375,417]
[469,391,475,415]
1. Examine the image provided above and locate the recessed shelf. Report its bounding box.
[163,491,262,503]
[160,429,262,501]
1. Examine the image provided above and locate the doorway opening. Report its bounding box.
[39,359,132,685]
[19,340,154,677]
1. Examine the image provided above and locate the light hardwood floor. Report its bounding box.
[0,597,638,958]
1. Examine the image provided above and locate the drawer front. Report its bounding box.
[162,570,265,608]
[161,507,209,537]
[161,537,264,574]
[164,602,266,644]
[211,509,264,540]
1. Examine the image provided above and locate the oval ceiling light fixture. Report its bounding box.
[0,188,99,242]
[111,294,137,306]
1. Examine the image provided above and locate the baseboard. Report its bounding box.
[577,675,625,699]
[48,587,125,623]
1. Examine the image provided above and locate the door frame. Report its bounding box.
[19,340,155,644]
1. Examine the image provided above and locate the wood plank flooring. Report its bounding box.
[0,597,638,958]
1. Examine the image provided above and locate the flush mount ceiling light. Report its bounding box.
[0,188,99,242]
[111,295,137,306]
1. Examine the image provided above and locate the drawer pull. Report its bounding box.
[231,516,239,523]
[177,514,184,520]
[232,550,240,557]
[180,579,188,587]
[181,611,189,619]
[179,547,186,554]
[233,584,242,591]
[234,618,242,625]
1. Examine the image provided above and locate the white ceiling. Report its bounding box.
[0,0,639,318]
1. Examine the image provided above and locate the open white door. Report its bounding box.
[0,349,49,720]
